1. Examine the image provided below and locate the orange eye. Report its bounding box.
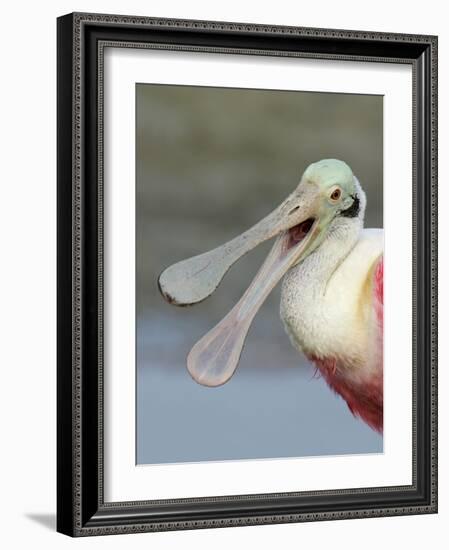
[330,188,341,201]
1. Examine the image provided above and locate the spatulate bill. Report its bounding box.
[158,184,320,306]
[187,222,319,386]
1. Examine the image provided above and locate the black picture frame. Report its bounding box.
[57,12,438,537]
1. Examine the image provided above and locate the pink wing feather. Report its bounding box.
[309,255,384,433]
[373,255,383,331]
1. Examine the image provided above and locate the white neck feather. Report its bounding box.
[281,217,362,324]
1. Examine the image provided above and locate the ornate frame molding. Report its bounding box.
[57,12,437,537]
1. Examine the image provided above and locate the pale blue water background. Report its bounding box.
[137,313,382,463]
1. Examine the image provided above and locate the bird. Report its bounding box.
[158,159,383,432]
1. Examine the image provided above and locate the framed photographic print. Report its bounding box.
[57,12,438,536]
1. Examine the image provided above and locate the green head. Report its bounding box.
[301,158,362,220]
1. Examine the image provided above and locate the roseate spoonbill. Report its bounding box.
[158,159,383,432]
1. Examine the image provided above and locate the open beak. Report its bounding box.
[158,180,325,386]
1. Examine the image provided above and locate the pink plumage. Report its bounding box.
[309,256,383,433]
[374,256,383,330]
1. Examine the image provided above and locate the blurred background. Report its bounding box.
[136,84,383,464]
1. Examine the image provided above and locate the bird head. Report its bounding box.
[286,158,366,267]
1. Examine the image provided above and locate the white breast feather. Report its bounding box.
[280,228,383,376]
